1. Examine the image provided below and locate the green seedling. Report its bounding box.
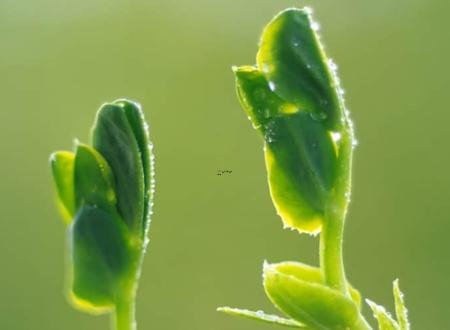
[218,7,410,330]
[50,99,155,330]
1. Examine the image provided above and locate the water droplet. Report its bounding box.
[310,111,327,121]
[345,191,351,201]
[331,132,342,142]
[306,63,312,69]
[264,121,277,143]
[268,81,276,91]
[304,7,313,15]
[263,108,271,118]
[328,59,337,72]
[262,63,271,73]
[311,21,320,31]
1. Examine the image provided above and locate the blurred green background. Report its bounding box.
[1,0,449,329]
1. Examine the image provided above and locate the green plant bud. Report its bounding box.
[269,261,362,309]
[50,99,155,326]
[50,151,76,222]
[92,100,152,238]
[234,66,338,233]
[263,262,359,329]
[70,205,134,312]
[257,8,343,130]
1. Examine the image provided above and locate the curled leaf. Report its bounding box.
[272,261,362,308]
[263,262,358,329]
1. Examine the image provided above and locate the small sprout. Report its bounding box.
[50,99,155,330]
[393,280,410,330]
[366,300,399,330]
[366,280,410,330]
[219,6,410,330]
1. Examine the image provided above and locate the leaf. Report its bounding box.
[92,102,145,237]
[233,66,289,131]
[74,143,117,213]
[263,262,358,329]
[366,299,399,330]
[115,99,154,236]
[69,206,133,313]
[217,307,309,328]
[270,261,361,308]
[393,280,410,330]
[233,14,342,233]
[264,112,337,233]
[50,151,75,222]
[257,8,343,130]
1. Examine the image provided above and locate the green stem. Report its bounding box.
[113,298,136,330]
[320,208,348,295]
[320,213,373,330]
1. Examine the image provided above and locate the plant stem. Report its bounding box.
[114,298,136,330]
[320,208,348,295]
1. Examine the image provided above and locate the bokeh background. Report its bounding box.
[1,0,449,329]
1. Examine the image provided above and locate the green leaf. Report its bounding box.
[234,36,340,233]
[257,8,343,130]
[264,112,337,233]
[366,299,399,330]
[115,99,154,236]
[74,143,117,214]
[234,66,291,131]
[92,102,145,237]
[69,206,133,313]
[270,261,361,309]
[393,280,410,330]
[263,262,358,330]
[50,151,76,222]
[217,307,308,329]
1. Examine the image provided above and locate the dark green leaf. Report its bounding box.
[257,8,343,130]
[70,206,133,312]
[234,66,338,233]
[115,99,154,235]
[264,111,337,232]
[92,103,145,236]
